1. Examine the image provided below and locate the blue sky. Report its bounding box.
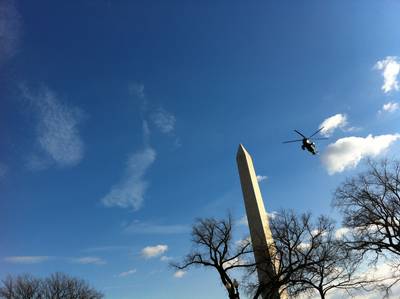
[1,1,400,298]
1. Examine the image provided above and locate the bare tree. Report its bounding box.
[0,273,103,299]
[0,275,41,299]
[334,159,400,256]
[172,215,255,299]
[246,211,373,299]
[333,159,400,288]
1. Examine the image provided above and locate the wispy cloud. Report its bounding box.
[173,270,186,278]
[321,134,400,175]
[71,257,106,265]
[141,245,168,259]
[22,86,84,169]
[256,175,268,182]
[375,56,400,93]
[124,220,189,234]
[150,108,176,134]
[160,255,172,262]
[4,256,50,264]
[0,0,21,65]
[319,114,348,137]
[101,145,156,210]
[379,101,399,114]
[118,269,137,277]
[129,82,145,99]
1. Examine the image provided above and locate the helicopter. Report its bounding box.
[283,127,328,155]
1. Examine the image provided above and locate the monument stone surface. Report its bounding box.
[236,144,285,299]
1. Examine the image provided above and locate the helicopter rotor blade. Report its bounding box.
[313,137,329,141]
[294,130,306,138]
[283,139,303,144]
[309,126,324,138]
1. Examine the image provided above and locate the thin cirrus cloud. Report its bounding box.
[21,86,85,169]
[118,269,137,277]
[0,0,21,65]
[124,220,189,234]
[101,145,156,210]
[321,134,400,175]
[70,257,106,265]
[141,245,168,259]
[375,56,400,93]
[4,256,50,264]
[319,114,348,137]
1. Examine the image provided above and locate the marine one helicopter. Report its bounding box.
[283,127,328,155]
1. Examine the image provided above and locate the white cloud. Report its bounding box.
[22,86,84,168]
[151,108,176,134]
[71,257,106,265]
[141,245,168,259]
[380,101,399,114]
[335,227,351,239]
[0,0,21,64]
[124,220,189,234]
[267,211,278,219]
[101,146,156,210]
[173,270,186,278]
[256,175,268,182]
[321,134,400,175]
[375,56,400,93]
[118,269,137,277]
[319,114,348,137]
[4,256,50,264]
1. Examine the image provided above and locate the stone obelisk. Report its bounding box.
[236,144,283,299]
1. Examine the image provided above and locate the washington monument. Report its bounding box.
[236,144,285,299]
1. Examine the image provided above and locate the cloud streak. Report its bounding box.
[4,256,50,264]
[321,134,400,175]
[375,56,400,93]
[70,257,106,265]
[319,114,348,137]
[118,269,137,277]
[124,220,189,234]
[101,146,156,210]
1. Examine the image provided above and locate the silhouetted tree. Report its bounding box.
[0,273,103,299]
[334,159,400,288]
[245,211,373,299]
[172,215,255,299]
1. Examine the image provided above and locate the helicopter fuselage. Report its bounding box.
[301,138,317,155]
